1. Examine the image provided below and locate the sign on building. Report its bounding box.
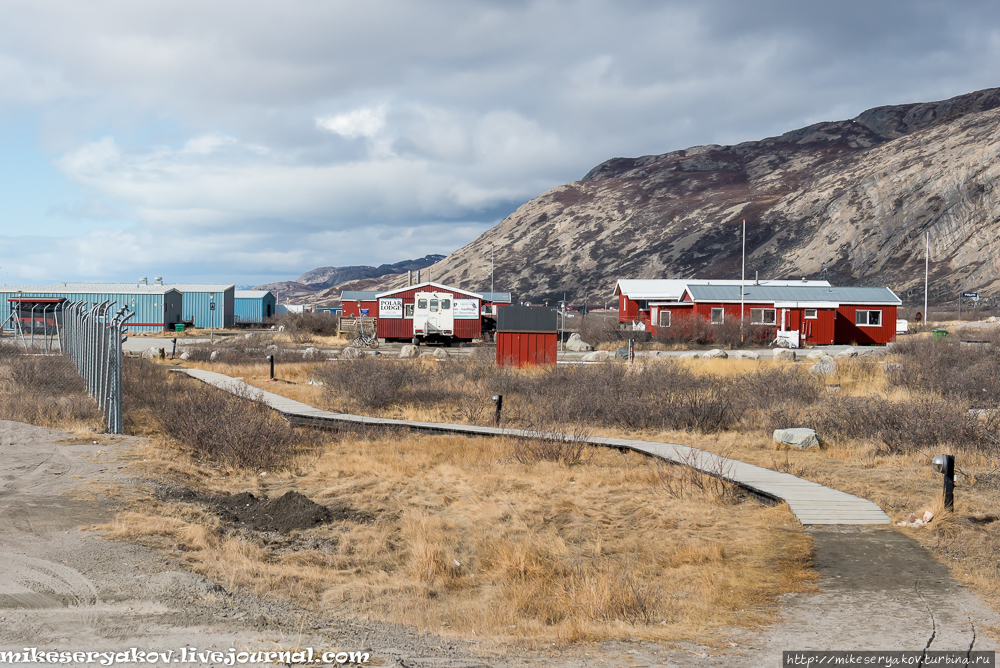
[379,298,403,318]
[962,292,979,301]
[453,299,480,319]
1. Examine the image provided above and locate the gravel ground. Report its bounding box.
[0,420,997,667]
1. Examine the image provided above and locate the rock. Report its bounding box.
[141,347,165,360]
[861,347,890,357]
[564,332,594,352]
[209,350,220,362]
[809,356,839,376]
[736,350,760,360]
[705,349,728,359]
[179,351,190,360]
[615,347,629,360]
[264,344,279,354]
[835,349,858,358]
[773,349,796,361]
[399,344,420,359]
[278,325,285,332]
[302,346,322,360]
[773,428,820,450]
[433,348,450,359]
[582,350,611,361]
[988,316,998,323]
[679,352,701,359]
[244,333,254,339]
[806,350,826,359]
[340,346,365,359]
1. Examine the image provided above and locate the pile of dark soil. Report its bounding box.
[214,491,335,532]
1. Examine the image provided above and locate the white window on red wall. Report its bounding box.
[750,308,776,325]
[659,310,671,327]
[855,310,882,326]
[711,308,724,324]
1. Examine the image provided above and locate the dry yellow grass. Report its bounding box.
[107,431,815,644]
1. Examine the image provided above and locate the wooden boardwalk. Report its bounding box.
[176,368,890,526]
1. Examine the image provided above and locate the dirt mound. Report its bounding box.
[214,491,333,533]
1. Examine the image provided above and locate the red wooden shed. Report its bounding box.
[495,305,557,367]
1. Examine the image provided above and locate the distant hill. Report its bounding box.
[255,254,445,302]
[390,87,1000,304]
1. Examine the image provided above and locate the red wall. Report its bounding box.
[834,305,897,345]
[496,331,557,367]
[619,294,639,323]
[342,292,484,340]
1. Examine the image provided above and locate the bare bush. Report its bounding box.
[887,336,1000,408]
[648,448,743,504]
[655,314,774,348]
[0,354,101,428]
[576,313,625,345]
[182,337,306,366]
[319,357,440,409]
[272,311,339,342]
[564,555,662,625]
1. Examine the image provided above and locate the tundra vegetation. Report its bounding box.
[1,327,998,643]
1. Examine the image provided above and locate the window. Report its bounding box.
[417,299,427,310]
[804,309,818,319]
[441,299,451,310]
[430,299,439,312]
[659,310,671,327]
[404,304,414,318]
[856,310,882,326]
[750,308,777,325]
[711,308,724,324]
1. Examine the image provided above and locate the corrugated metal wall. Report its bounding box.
[496,332,557,366]
[234,294,276,324]
[181,287,235,328]
[0,290,179,333]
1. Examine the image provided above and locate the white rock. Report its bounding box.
[209,350,220,362]
[582,350,611,361]
[679,352,701,359]
[141,347,166,360]
[809,356,839,376]
[835,349,858,358]
[179,351,190,360]
[773,349,796,361]
[564,332,594,352]
[773,428,820,450]
[705,349,728,359]
[244,333,254,339]
[340,346,365,359]
[399,344,420,359]
[302,346,321,360]
[736,350,760,360]
[806,350,826,359]
[278,325,285,332]
[433,348,450,359]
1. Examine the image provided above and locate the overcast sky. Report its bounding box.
[1,0,998,286]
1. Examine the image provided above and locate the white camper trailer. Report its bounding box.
[412,290,455,343]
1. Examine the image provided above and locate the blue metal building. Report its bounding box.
[0,283,182,333]
[168,282,235,328]
[234,290,276,325]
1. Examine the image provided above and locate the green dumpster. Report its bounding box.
[932,329,948,342]
[174,324,185,333]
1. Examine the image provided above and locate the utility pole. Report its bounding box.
[924,231,929,324]
[490,243,494,295]
[740,219,746,343]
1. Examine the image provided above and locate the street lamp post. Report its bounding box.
[210,292,215,344]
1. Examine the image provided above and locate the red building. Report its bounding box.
[614,280,901,346]
[341,282,511,343]
[495,305,558,367]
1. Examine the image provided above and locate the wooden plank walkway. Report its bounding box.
[175,367,890,526]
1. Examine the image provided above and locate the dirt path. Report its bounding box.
[0,419,996,667]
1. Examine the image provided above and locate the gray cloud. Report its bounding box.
[0,0,998,283]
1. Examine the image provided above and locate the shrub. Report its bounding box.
[319,357,437,409]
[887,336,1000,408]
[0,353,101,428]
[654,314,774,348]
[273,311,340,342]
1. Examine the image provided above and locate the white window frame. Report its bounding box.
[855,309,882,327]
[659,310,671,328]
[711,308,724,324]
[804,308,818,319]
[750,308,777,325]
[404,304,414,319]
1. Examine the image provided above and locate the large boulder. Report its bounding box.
[564,333,594,352]
[141,347,166,360]
[805,350,826,359]
[705,349,728,359]
[736,350,760,360]
[809,355,839,376]
[773,349,796,361]
[433,348,450,360]
[679,351,701,359]
[582,350,611,361]
[399,344,420,359]
[835,349,858,359]
[615,347,630,360]
[179,351,190,360]
[340,346,365,360]
[773,428,820,450]
[302,346,322,360]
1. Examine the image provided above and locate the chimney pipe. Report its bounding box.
[416,270,421,284]
[408,270,412,286]
[154,277,163,285]
[139,277,147,285]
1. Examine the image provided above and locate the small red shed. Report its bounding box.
[495,305,557,367]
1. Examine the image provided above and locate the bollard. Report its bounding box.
[931,454,955,511]
[492,394,503,426]
[266,354,275,381]
[171,337,177,360]
[628,338,634,364]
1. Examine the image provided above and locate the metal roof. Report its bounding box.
[235,290,273,299]
[480,291,512,303]
[684,284,902,305]
[2,283,181,295]
[375,281,483,299]
[161,283,235,292]
[613,278,831,299]
[341,290,380,301]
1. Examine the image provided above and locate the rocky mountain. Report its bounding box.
[403,88,1000,304]
[255,254,445,302]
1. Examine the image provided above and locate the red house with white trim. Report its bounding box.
[614,279,901,346]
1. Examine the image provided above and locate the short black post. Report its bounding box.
[267,354,275,381]
[932,454,955,512]
[492,394,503,426]
[170,337,177,359]
[628,338,634,364]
